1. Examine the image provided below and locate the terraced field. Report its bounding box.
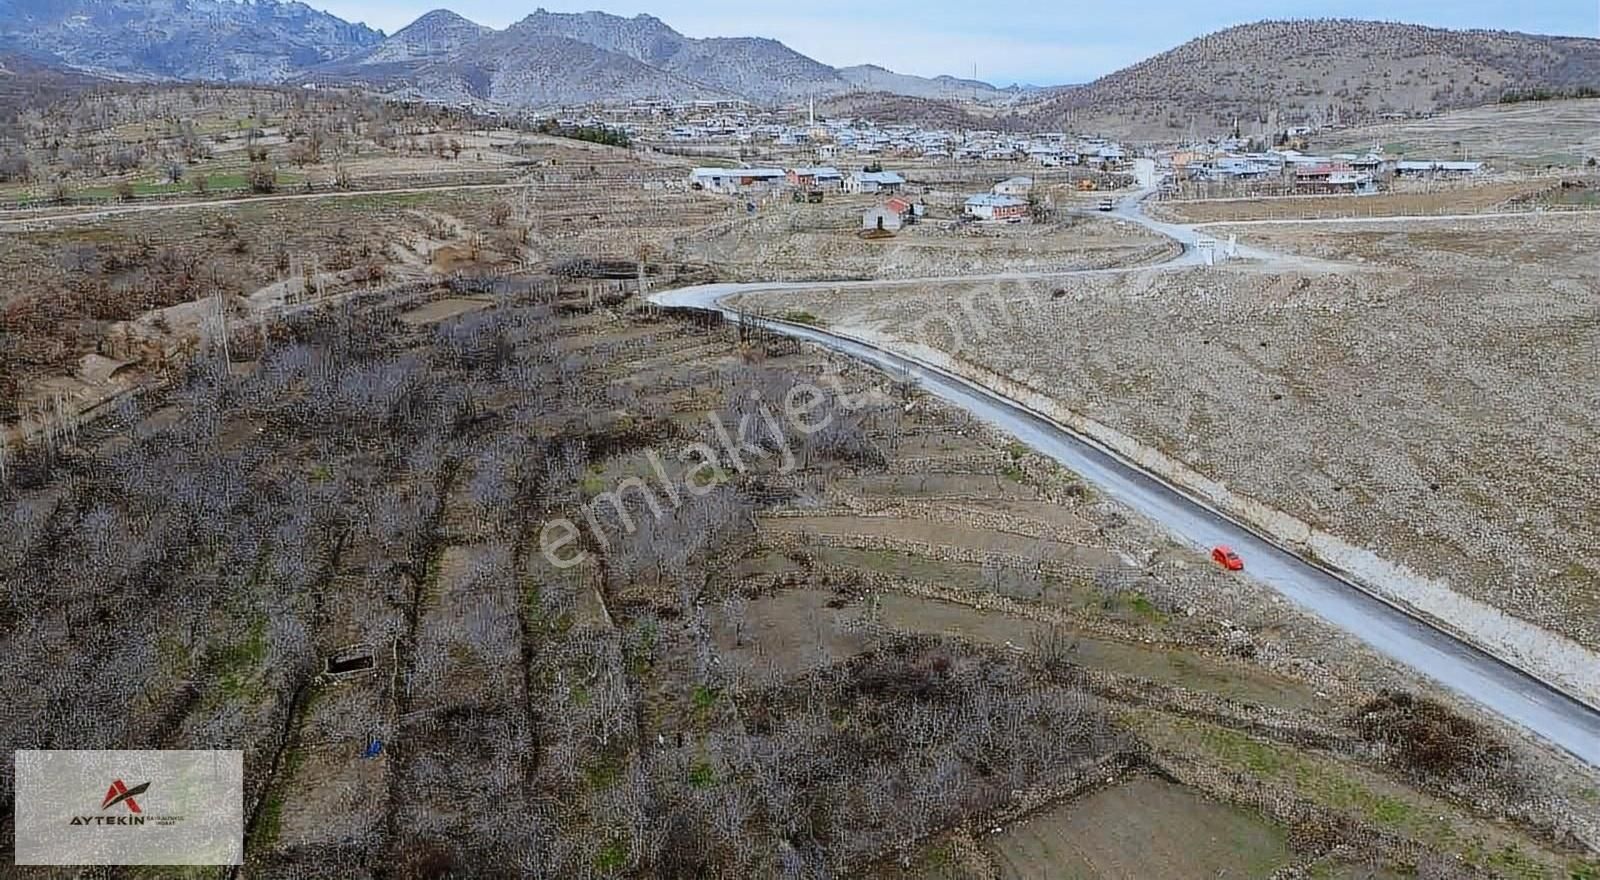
[2,262,1596,875]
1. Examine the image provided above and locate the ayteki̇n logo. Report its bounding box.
[68,778,172,826]
[102,779,149,814]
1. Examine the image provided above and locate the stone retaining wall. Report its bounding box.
[761,528,1140,592]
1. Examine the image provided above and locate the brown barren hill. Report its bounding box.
[0,50,108,116]
[1026,19,1600,138]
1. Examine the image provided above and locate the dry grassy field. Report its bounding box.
[1150,178,1564,224]
[737,211,1600,658]
[1326,98,1600,169]
[683,201,1176,281]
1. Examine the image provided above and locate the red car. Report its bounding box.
[1212,545,1244,571]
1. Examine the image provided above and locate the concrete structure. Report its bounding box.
[963,194,1028,222]
[1133,157,1158,188]
[862,204,903,231]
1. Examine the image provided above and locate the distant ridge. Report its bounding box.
[0,49,108,116]
[2,8,1597,120]
[0,3,1006,107]
[0,0,384,83]
[1026,19,1600,135]
[836,65,1010,102]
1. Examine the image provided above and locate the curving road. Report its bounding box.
[649,190,1600,767]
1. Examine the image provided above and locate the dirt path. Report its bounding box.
[0,181,534,229]
[1196,206,1600,228]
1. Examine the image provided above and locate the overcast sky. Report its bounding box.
[310,2,1600,85]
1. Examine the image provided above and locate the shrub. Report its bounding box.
[534,119,631,148]
[247,161,277,194]
[1351,689,1509,779]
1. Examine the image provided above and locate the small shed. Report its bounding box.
[884,195,920,218]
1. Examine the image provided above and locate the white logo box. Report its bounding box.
[14,750,244,866]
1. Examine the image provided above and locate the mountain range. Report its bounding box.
[0,1,1011,106]
[0,4,1596,126]
[0,0,383,82]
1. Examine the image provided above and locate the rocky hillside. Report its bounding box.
[0,3,1007,107]
[331,8,488,68]
[305,12,733,106]
[506,10,845,102]
[1029,19,1600,136]
[0,0,383,82]
[395,27,731,106]
[0,50,108,119]
[816,91,1019,130]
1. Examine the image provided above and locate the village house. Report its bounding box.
[689,167,786,194]
[1346,154,1390,175]
[1437,160,1485,177]
[1026,146,1063,165]
[1393,160,1485,179]
[845,170,906,194]
[992,176,1034,197]
[862,195,923,231]
[1294,163,1377,194]
[787,167,844,190]
[964,193,1028,222]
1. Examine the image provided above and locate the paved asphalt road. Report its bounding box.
[650,192,1600,766]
